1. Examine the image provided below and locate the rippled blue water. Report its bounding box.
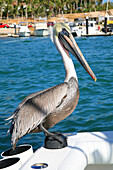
[0,35,113,155]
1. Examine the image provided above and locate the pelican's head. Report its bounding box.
[53,23,97,81]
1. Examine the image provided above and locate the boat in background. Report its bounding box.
[18,26,30,37]
[33,22,49,36]
[18,22,30,37]
[71,25,86,37]
[70,21,105,37]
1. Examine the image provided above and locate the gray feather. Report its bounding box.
[10,82,68,147]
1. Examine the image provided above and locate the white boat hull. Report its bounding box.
[19,131,113,170]
[34,29,49,36]
[19,32,30,37]
[18,26,30,37]
[71,21,103,37]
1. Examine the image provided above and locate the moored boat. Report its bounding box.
[18,26,30,37]
[70,21,105,37]
[33,22,49,36]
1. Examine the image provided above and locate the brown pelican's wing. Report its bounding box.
[9,82,68,148]
[15,87,55,109]
[6,86,61,121]
[5,88,54,123]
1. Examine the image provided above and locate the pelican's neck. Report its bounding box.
[55,37,78,82]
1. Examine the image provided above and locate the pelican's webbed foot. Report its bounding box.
[39,124,67,149]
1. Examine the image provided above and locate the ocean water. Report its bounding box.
[0,35,113,155]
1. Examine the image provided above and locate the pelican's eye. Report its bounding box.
[62,28,69,38]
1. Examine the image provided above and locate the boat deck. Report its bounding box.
[20,131,113,170]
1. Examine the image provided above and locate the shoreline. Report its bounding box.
[0,9,113,38]
[0,27,113,38]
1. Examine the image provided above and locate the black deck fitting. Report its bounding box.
[44,132,67,149]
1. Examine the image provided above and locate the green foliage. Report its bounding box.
[0,0,113,19]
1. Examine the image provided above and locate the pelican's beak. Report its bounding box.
[58,30,97,81]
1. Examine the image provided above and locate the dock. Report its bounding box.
[0,26,113,38]
[81,32,113,37]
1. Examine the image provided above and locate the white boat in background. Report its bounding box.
[18,26,30,37]
[34,22,49,36]
[71,26,86,37]
[82,21,102,36]
[70,21,104,37]
[18,22,30,37]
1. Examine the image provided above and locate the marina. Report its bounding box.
[1,20,113,38]
[1,9,113,38]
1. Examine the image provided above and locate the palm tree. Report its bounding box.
[0,0,112,20]
[55,0,63,16]
[4,0,13,19]
[0,0,4,19]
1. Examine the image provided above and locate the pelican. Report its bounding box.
[7,23,96,149]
